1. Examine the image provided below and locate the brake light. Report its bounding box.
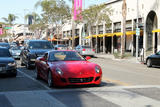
[92,49,95,51]
[82,49,86,51]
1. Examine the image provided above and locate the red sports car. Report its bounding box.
[35,50,102,87]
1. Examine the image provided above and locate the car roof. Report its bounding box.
[0,42,9,44]
[0,47,9,49]
[48,50,76,53]
[28,40,49,42]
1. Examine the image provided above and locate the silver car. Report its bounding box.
[75,45,95,57]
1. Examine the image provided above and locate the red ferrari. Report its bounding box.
[35,50,102,87]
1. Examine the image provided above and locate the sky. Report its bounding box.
[0,0,108,24]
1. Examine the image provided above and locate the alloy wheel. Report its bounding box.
[48,71,53,87]
[147,59,152,67]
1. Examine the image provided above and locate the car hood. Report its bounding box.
[29,49,52,55]
[0,57,15,64]
[11,50,21,53]
[147,54,158,58]
[51,61,99,76]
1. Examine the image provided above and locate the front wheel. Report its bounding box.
[35,67,41,80]
[48,71,54,87]
[147,59,152,67]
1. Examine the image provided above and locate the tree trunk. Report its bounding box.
[121,0,127,58]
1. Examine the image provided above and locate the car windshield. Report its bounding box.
[29,42,53,49]
[11,47,21,50]
[82,46,91,48]
[49,51,85,61]
[0,48,11,57]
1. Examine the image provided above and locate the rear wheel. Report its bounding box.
[147,59,152,67]
[48,71,54,87]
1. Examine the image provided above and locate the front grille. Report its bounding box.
[0,64,6,67]
[68,77,93,83]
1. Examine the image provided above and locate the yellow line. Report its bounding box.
[102,77,131,86]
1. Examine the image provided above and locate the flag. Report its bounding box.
[0,28,3,35]
[74,0,82,20]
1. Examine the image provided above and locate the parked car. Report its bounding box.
[20,40,53,69]
[75,45,95,57]
[0,42,10,49]
[9,42,17,48]
[9,46,22,59]
[35,50,102,87]
[146,51,160,67]
[0,47,17,77]
[54,44,68,50]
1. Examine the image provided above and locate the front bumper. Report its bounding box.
[0,66,17,75]
[52,74,102,87]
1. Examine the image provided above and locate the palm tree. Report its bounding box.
[25,12,40,25]
[2,14,18,25]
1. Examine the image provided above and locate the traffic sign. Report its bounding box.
[136,28,140,36]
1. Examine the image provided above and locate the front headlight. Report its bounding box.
[95,66,100,73]
[56,68,63,75]
[8,62,16,66]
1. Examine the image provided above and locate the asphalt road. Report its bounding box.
[0,58,160,107]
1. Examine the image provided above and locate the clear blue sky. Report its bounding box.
[0,0,108,24]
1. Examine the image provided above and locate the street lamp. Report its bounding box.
[136,0,139,61]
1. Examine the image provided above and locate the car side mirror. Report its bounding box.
[85,56,91,60]
[39,57,46,61]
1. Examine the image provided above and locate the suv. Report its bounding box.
[20,40,53,69]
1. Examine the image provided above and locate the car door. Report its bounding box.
[153,51,160,65]
[40,53,50,80]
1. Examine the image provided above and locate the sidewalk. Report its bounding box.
[95,53,143,64]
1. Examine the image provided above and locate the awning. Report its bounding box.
[85,36,92,39]
[104,33,114,37]
[152,29,160,33]
[113,32,123,36]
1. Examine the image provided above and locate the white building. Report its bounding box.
[62,0,160,57]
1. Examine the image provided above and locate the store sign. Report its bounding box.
[136,28,140,36]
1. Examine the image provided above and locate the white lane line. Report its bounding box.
[17,69,51,90]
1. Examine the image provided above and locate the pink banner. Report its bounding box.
[0,28,3,35]
[74,0,82,20]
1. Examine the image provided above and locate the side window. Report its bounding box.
[44,53,48,60]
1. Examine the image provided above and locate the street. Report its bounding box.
[0,57,160,107]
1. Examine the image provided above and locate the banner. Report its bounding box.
[0,28,3,35]
[74,0,82,20]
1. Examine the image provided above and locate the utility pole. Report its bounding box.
[136,0,139,61]
[72,0,75,50]
[121,0,127,58]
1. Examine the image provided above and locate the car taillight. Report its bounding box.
[58,48,61,50]
[92,49,95,51]
[82,49,86,51]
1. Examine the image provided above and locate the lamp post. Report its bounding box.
[136,0,139,61]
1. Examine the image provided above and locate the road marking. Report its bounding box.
[17,69,51,90]
[102,77,131,86]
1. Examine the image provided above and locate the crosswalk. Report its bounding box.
[1,85,160,107]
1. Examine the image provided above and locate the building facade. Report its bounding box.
[62,0,160,57]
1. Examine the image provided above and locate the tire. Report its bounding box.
[35,67,41,80]
[20,57,25,66]
[11,72,17,77]
[48,71,54,87]
[147,59,152,67]
[26,62,31,69]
